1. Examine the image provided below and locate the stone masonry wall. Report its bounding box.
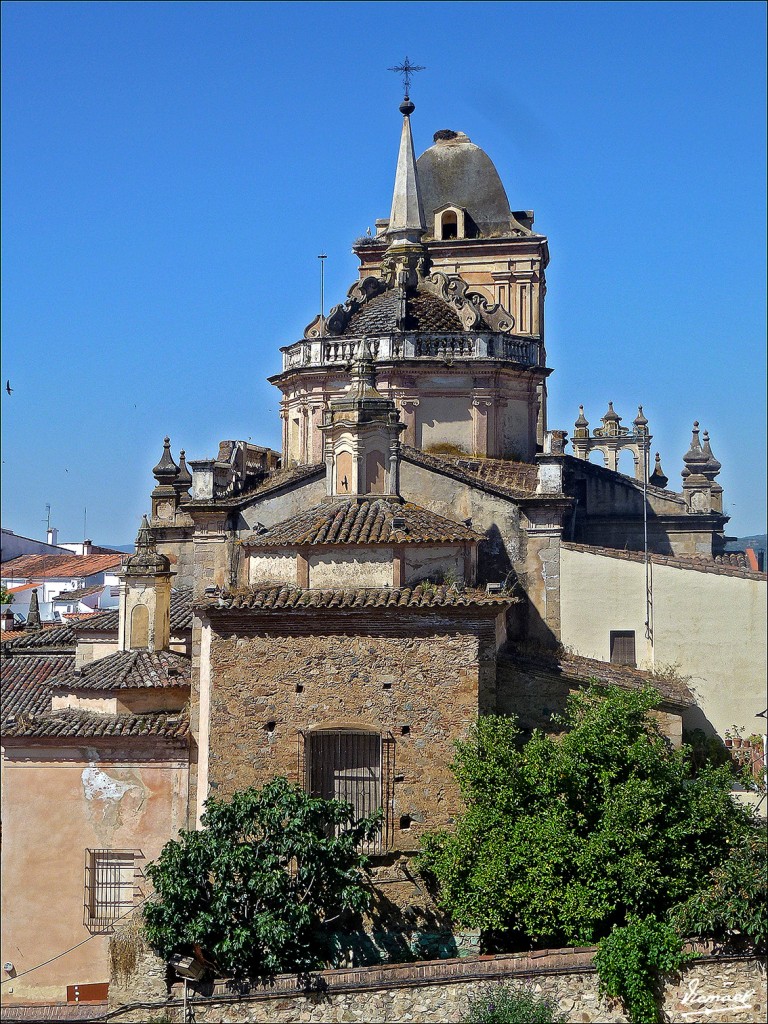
[205,612,498,849]
[106,948,766,1023]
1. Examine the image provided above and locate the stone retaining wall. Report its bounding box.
[105,946,766,1023]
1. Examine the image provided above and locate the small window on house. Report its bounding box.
[610,630,636,667]
[304,730,393,854]
[440,210,458,240]
[84,850,138,932]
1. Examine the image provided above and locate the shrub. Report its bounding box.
[463,982,566,1023]
[594,918,692,1024]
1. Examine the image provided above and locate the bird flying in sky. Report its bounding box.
[5,380,12,395]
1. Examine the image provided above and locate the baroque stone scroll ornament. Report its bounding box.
[420,272,516,334]
[303,276,390,339]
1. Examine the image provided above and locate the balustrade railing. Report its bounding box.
[280,333,543,371]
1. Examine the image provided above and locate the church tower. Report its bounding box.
[270,89,550,467]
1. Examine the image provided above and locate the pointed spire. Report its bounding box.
[25,589,41,632]
[124,515,170,576]
[173,449,193,500]
[701,430,721,478]
[152,436,179,484]
[575,405,588,426]
[387,95,426,244]
[633,405,649,432]
[602,401,620,422]
[649,452,669,489]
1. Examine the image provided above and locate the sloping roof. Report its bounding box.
[52,584,104,602]
[2,621,79,649]
[1,653,73,723]
[48,649,191,692]
[3,707,189,741]
[75,586,194,633]
[402,447,542,500]
[201,584,513,612]
[1,552,125,580]
[501,644,694,709]
[562,542,767,581]
[243,498,483,547]
[188,463,325,510]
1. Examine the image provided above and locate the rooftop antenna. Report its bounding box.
[83,507,87,543]
[43,503,51,532]
[318,253,327,337]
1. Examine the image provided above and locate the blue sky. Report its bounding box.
[2,0,765,543]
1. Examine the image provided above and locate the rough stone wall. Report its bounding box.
[205,613,498,848]
[107,949,766,1023]
[496,657,683,745]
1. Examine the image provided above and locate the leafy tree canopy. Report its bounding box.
[418,685,758,951]
[0,586,13,605]
[143,777,379,980]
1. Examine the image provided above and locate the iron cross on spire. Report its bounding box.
[388,56,425,98]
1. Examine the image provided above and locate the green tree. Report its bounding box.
[0,586,13,605]
[418,686,756,950]
[143,777,379,980]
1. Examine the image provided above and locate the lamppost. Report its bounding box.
[169,953,205,1023]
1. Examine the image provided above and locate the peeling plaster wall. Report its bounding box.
[309,549,394,588]
[404,545,464,585]
[249,552,297,586]
[0,741,189,1005]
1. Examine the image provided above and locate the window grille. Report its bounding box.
[302,730,394,855]
[610,630,637,667]
[84,850,141,932]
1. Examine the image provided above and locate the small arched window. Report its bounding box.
[440,210,458,240]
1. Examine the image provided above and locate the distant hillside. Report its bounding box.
[725,534,767,568]
[105,544,135,553]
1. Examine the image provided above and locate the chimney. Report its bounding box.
[47,528,59,546]
[82,540,92,556]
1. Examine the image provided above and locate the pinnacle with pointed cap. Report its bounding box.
[649,452,669,489]
[602,402,621,422]
[387,92,426,245]
[152,436,179,484]
[174,449,193,499]
[633,405,649,431]
[575,405,589,428]
[701,430,721,478]
[25,589,41,632]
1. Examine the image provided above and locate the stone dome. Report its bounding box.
[417,130,520,238]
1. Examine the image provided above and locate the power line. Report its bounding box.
[0,896,151,986]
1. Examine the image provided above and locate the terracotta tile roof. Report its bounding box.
[501,643,694,709]
[3,707,190,741]
[2,621,78,649]
[74,587,193,633]
[1,653,73,724]
[52,584,104,602]
[342,289,465,335]
[1,552,125,580]
[47,649,191,692]
[200,584,513,612]
[562,541,768,580]
[401,447,543,500]
[243,498,483,547]
[6,582,39,593]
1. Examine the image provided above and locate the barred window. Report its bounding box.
[303,730,394,854]
[84,850,139,932]
[610,630,637,667]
